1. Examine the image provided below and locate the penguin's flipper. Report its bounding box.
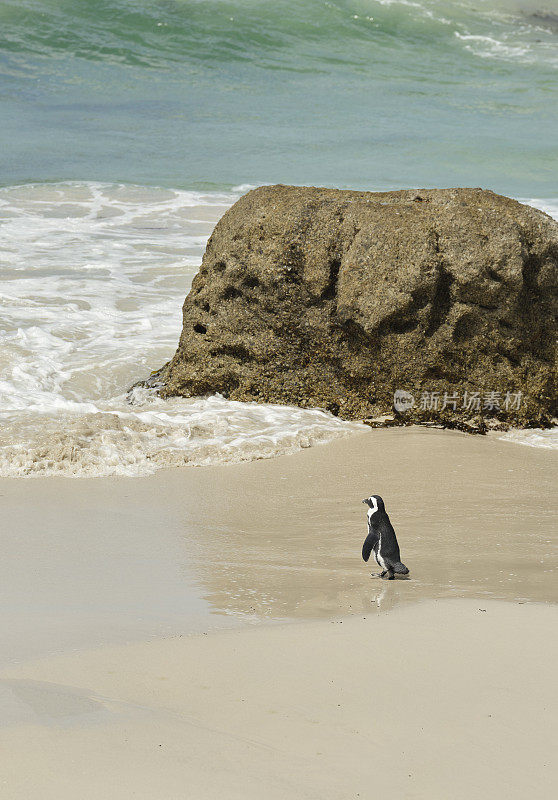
[362,531,377,562]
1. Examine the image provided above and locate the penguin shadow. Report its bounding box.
[370,571,410,581]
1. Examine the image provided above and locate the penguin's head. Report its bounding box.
[362,495,385,514]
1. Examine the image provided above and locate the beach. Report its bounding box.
[1,0,557,795]
[1,427,557,797]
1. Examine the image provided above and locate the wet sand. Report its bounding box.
[1,427,557,797]
[1,427,556,661]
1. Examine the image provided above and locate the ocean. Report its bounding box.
[1,0,557,475]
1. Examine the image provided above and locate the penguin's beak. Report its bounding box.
[362,499,368,504]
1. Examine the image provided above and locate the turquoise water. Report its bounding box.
[1,0,557,195]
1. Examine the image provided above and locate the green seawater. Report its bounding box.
[1,0,557,194]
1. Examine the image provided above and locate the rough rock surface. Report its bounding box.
[156,185,558,427]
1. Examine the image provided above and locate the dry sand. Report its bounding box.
[0,427,557,797]
[1,599,557,800]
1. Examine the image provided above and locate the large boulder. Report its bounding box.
[156,185,558,427]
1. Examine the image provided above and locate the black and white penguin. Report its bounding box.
[362,495,409,580]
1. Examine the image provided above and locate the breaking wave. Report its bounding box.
[0,181,362,477]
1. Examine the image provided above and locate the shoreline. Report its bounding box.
[1,427,556,663]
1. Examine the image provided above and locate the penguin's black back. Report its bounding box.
[363,512,401,565]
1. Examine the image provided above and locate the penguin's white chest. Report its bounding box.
[367,507,386,569]
[373,530,386,569]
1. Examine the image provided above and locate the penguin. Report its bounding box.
[362,495,409,580]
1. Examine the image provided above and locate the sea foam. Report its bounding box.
[0,182,362,477]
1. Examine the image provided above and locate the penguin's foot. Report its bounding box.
[386,569,395,580]
[379,570,388,578]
